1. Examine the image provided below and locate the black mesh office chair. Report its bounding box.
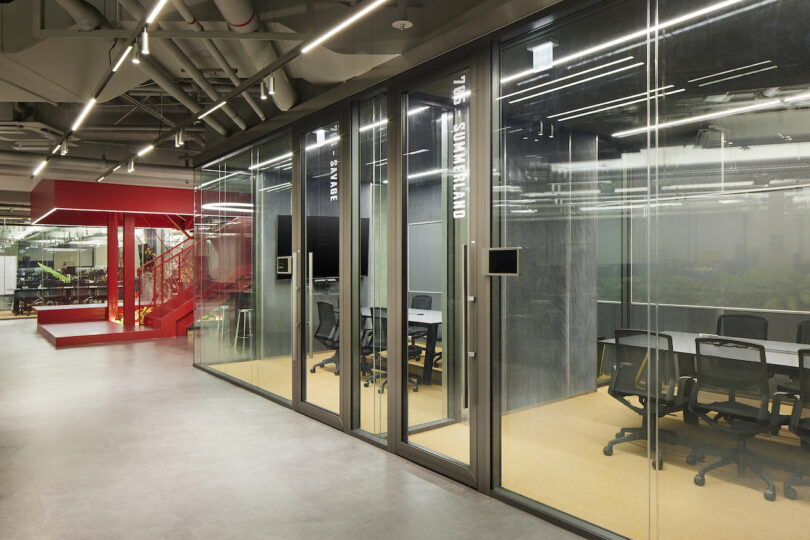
[690,338,791,501]
[784,350,810,499]
[362,307,422,393]
[310,301,340,375]
[716,314,768,340]
[603,329,691,469]
[797,321,810,345]
[408,295,432,345]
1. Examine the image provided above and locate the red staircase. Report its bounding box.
[138,237,194,337]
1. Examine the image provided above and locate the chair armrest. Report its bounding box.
[675,376,695,407]
[770,391,795,426]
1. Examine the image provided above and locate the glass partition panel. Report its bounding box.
[194,149,255,371]
[302,122,342,414]
[404,69,471,465]
[651,0,810,536]
[494,1,652,537]
[354,96,388,437]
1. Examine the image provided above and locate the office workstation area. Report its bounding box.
[188,0,810,538]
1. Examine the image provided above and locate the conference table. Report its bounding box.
[360,307,443,385]
[602,331,806,375]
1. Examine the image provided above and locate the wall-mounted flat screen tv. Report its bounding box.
[277,215,369,278]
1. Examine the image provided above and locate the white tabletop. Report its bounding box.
[360,307,442,325]
[602,331,807,369]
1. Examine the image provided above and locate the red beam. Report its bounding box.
[123,215,135,327]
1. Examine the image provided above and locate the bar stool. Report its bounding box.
[233,308,254,349]
[215,305,229,343]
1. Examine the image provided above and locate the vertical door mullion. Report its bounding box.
[291,129,303,410]
[339,104,353,431]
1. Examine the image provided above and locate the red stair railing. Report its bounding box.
[137,237,194,325]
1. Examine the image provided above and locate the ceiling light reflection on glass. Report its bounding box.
[499,57,635,101]
[305,135,340,152]
[249,152,294,170]
[508,63,644,105]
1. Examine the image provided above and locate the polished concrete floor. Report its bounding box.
[0,319,577,540]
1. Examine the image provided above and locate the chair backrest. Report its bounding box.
[371,307,388,351]
[716,314,768,340]
[411,295,432,310]
[315,301,337,342]
[797,351,810,440]
[797,320,810,345]
[612,329,676,401]
[694,338,769,422]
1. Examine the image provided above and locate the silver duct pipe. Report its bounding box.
[170,0,266,122]
[138,57,229,136]
[211,0,296,111]
[53,0,110,31]
[117,0,248,131]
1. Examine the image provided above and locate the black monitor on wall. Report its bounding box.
[277,215,368,278]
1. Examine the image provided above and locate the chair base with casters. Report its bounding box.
[693,436,782,501]
[784,472,810,500]
[310,352,340,375]
[603,415,695,470]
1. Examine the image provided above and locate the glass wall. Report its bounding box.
[494,0,810,537]
[194,148,255,372]
[302,122,342,414]
[0,224,110,317]
[354,95,389,437]
[403,70,471,465]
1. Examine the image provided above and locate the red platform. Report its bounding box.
[37,320,161,347]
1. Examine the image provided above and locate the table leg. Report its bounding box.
[422,324,438,385]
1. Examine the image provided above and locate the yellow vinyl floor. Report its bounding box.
[0,310,36,320]
[208,353,470,464]
[205,355,810,539]
[499,387,810,539]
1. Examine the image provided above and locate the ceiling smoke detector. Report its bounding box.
[392,19,413,31]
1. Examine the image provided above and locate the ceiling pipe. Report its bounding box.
[169,0,266,122]
[53,0,110,31]
[137,57,229,136]
[117,0,248,131]
[211,0,296,111]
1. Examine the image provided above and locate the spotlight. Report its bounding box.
[127,158,135,173]
[131,47,141,64]
[60,140,68,156]
[141,29,150,55]
[174,129,184,147]
[260,81,267,101]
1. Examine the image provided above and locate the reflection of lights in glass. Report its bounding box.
[198,170,247,189]
[509,63,644,104]
[698,64,777,87]
[201,202,253,214]
[688,60,771,83]
[249,152,293,170]
[500,0,748,83]
[305,135,340,152]
[557,89,684,122]
[499,57,635,101]
[358,119,388,132]
[549,87,674,119]
[258,182,292,193]
[407,169,446,180]
[662,181,754,191]
[407,106,429,116]
[613,99,779,138]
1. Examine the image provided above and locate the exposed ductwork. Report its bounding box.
[170,0,266,122]
[117,0,248,131]
[137,56,229,136]
[211,0,296,112]
[53,0,110,31]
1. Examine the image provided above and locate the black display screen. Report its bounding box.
[277,215,368,278]
[488,248,520,276]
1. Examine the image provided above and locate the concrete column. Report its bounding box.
[107,213,119,321]
[123,215,136,327]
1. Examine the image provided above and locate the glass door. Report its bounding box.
[401,69,477,475]
[301,122,343,416]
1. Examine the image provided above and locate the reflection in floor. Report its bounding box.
[0,310,36,320]
[499,387,810,539]
[208,353,470,464]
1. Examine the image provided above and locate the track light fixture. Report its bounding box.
[127,158,135,173]
[260,80,268,101]
[174,130,184,148]
[131,47,141,65]
[141,29,150,55]
[60,140,68,156]
[268,75,275,95]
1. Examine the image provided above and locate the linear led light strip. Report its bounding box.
[500,0,749,84]
[200,202,253,214]
[249,152,294,170]
[688,59,772,83]
[300,0,387,53]
[407,168,446,180]
[509,62,644,104]
[31,0,170,179]
[558,88,685,121]
[359,119,388,132]
[498,57,634,101]
[698,64,778,87]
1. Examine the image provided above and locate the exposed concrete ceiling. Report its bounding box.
[0,0,495,220]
